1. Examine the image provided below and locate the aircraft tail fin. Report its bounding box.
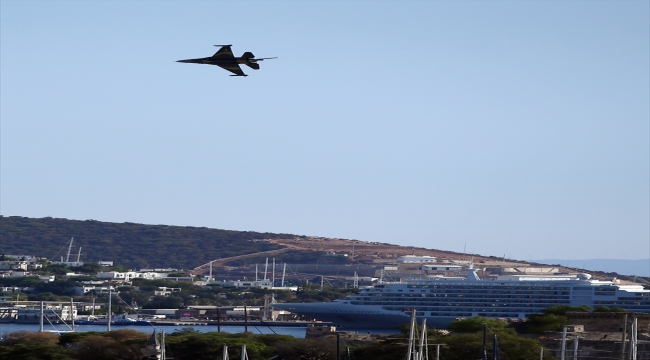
[245,63,260,70]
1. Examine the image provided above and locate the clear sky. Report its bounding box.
[1,1,648,261]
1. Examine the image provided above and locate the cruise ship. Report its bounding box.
[272,267,650,329]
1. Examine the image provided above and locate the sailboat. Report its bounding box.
[38,300,75,334]
[141,330,169,360]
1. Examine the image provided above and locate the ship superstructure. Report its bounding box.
[273,267,650,329]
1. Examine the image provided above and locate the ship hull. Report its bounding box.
[272,302,457,329]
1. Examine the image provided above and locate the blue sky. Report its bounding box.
[1,1,648,261]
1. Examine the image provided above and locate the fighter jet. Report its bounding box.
[177,45,276,76]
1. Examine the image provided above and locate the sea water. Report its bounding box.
[0,323,307,338]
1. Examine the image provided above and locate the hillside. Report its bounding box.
[2,216,646,284]
[0,216,294,269]
[0,216,500,272]
[0,216,511,272]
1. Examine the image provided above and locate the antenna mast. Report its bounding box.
[66,238,74,263]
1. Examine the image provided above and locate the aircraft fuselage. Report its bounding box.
[176,57,255,65]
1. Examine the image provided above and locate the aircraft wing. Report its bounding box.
[217,63,247,76]
[212,45,235,59]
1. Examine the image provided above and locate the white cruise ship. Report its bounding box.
[272,267,650,329]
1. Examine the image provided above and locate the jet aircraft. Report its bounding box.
[177,45,276,76]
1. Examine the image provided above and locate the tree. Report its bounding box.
[0,331,75,360]
[273,337,338,360]
[350,339,409,360]
[166,332,274,360]
[0,343,76,360]
[33,279,80,296]
[39,264,70,275]
[525,304,591,334]
[448,317,514,335]
[0,330,60,346]
[144,295,185,309]
[72,330,148,360]
[0,276,42,287]
[29,291,65,301]
[444,332,556,360]
[593,306,626,313]
[527,314,569,334]
[541,305,590,316]
[70,262,103,274]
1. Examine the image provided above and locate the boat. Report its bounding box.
[272,266,650,329]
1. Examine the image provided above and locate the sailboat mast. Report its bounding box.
[70,298,75,329]
[418,319,427,360]
[107,290,112,332]
[406,309,416,360]
[240,345,247,360]
[39,301,44,332]
[161,331,166,360]
[631,317,638,360]
[621,314,628,360]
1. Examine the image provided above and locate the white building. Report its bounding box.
[0,261,29,270]
[72,284,116,296]
[419,264,463,271]
[396,255,437,263]
[95,271,168,281]
[39,275,56,282]
[154,287,181,296]
[136,272,169,280]
[96,271,139,281]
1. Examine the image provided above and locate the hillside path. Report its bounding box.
[191,248,290,274]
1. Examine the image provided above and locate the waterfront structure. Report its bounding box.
[16,302,77,323]
[210,279,273,288]
[273,267,650,329]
